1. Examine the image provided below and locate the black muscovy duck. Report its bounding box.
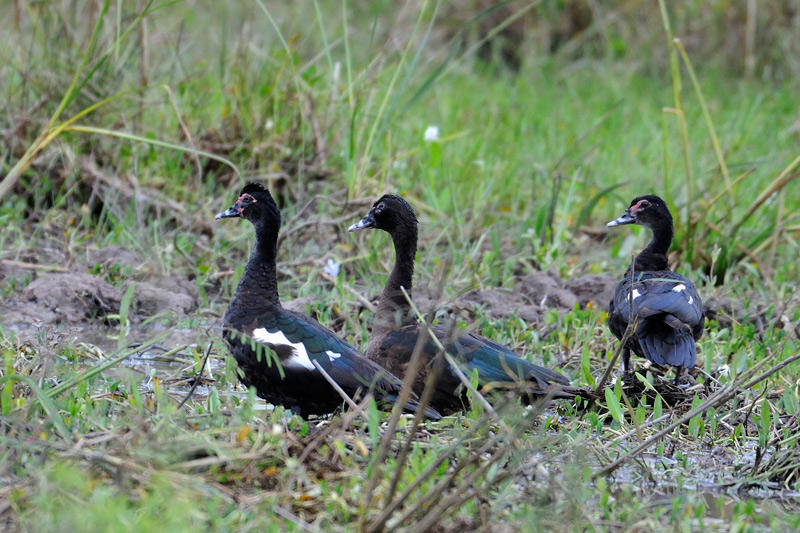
[348,194,571,415]
[216,183,439,419]
[606,195,704,382]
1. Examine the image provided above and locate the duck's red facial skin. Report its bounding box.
[236,193,257,214]
[629,198,651,215]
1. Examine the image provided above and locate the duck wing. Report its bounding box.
[612,271,703,331]
[611,271,703,368]
[443,328,570,387]
[371,323,572,413]
[244,310,440,419]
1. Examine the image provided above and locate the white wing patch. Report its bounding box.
[631,289,642,300]
[687,296,694,305]
[325,350,342,361]
[672,283,686,293]
[252,328,315,370]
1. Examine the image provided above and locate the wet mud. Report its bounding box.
[0,245,769,336]
[1,246,199,327]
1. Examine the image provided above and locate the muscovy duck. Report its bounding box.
[606,194,704,382]
[216,183,440,419]
[348,194,571,415]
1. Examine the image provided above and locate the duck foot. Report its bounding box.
[672,369,694,388]
[622,370,636,387]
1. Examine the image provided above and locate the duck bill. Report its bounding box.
[607,210,635,227]
[215,204,241,220]
[347,212,375,232]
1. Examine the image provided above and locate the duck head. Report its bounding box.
[607,194,671,230]
[348,194,417,236]
[216,182,281,230]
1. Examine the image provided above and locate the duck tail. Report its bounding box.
[669,331,697,369]
[481,351,570,387]
[420,403,443,420]
[524,361,571,387]
[638,329,696,369]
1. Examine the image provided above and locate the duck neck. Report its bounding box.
[376,229,417,331]
[631,223,672,272]
[235,224,280,306]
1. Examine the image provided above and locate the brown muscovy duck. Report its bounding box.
[348,194,571,415]
[216,183,440,419]
[607,194,704,382]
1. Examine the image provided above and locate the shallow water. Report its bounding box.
[1,318,269,409]
[602,435,800,523]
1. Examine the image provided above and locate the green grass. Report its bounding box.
[1,1,800,531]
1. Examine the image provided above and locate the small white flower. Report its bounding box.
[424,125,439,142]
[265,119,274,130]
[324,258,340,277]
[333,61,341,85]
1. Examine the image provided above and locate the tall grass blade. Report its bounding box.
[733,153,800,236]
[658,0,695,263]
[0,0,159,201]
[673,39,733,205]
[64,125,241,177]
[116,282,136,350]
[573,182,626,230]
[355,1,433,195]
[379,0,441,129]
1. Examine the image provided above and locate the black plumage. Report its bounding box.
[348,194,571,414]
[606,194,704,381]
[216,183,440,419]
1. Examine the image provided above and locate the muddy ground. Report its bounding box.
[0,244,752,334]
[1,247,199,327]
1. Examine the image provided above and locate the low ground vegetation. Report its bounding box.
[1,2,799,531]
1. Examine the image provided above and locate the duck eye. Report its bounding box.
[238,193,256,205]
[639,200,651,208]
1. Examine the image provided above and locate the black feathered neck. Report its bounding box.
[232,184,282,307]
[627,195,673,273]
[373,195,419,331]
